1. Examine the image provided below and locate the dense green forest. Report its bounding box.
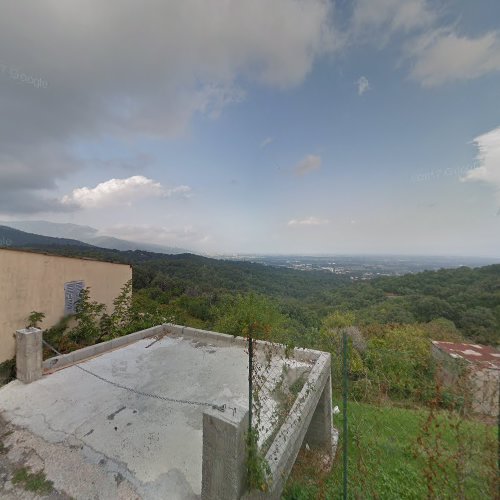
[12,240,500,346]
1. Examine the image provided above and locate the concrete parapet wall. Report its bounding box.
[166,323,321,363]
[43,324,165,372]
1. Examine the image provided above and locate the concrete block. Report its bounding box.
[141,325,163,338]
[163,323,185,336]
[71,345,97,363]
[94,341,113,355]
[125,330,147,343]
[44,352,76,371]
[110,336,131,350]
[202,403,248,500]
[182,327,205,341]
[16,328,43,383]
[43,355,63,371]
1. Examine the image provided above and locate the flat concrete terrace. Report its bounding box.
[0,332,249,499]
[0,325,335,500]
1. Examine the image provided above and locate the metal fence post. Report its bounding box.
[248,333,253,434]
[343,328,348,500]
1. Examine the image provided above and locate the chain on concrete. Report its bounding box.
[42,339,228,413]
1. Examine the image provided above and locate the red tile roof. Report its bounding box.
[432,341,500,370]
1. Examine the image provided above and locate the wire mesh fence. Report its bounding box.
[282,327,499,500]
[247,334,318,497]
[249,337,315,455]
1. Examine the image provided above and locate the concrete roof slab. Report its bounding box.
[0,336,249,499]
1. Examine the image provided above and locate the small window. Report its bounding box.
[64,280,85,315]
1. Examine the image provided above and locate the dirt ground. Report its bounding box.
[0,415,72,499]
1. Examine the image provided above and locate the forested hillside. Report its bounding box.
[7,237,500,346]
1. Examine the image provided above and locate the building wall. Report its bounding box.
[469,367,499,417]
[0,249,132,363]
[432,344,499,417]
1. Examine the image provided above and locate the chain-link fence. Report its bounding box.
[249,337,315,455]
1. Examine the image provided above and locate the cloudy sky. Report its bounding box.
[1,0,499,256]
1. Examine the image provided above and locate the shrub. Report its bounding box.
[26,311,45,329]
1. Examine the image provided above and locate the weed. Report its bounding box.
[246,428,270,492]
[26,311,45,329]
[12,467,53,495]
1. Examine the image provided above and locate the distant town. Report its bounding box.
[221,254,500,280]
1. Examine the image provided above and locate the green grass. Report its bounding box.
[12,467,54,495]
[284,402,497,499]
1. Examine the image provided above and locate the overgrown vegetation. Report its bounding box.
[43,279,170,356]
[284,402,497,499]
[246,428,270,492]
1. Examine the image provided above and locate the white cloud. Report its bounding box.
[0,0,337,213]
[260,137,274,149]
[352,0,434,38]
[294,154,322,176]
[350,1,500,87]
[61,175,190,209]
[462,126,500,206]
[407,29,500,86]
[356,76,370,95]
[288,216,329,226]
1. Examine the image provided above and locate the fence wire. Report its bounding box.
[332,334,499,500]
[249,338,314,455]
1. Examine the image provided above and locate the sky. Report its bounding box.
[0,0,499,257]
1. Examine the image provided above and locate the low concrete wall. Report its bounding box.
[43,325,166,372]
[166,324,321,364]
[42,322,323,374]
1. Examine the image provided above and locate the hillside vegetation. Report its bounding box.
[7,237,499,346]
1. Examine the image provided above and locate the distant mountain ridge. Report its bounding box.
[0,220,191,254]
[0,225,93,249]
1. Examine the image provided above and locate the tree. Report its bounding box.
[213,293,288,342]
[460,307,498,344]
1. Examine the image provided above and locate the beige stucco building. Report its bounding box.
[0,248,132,363]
